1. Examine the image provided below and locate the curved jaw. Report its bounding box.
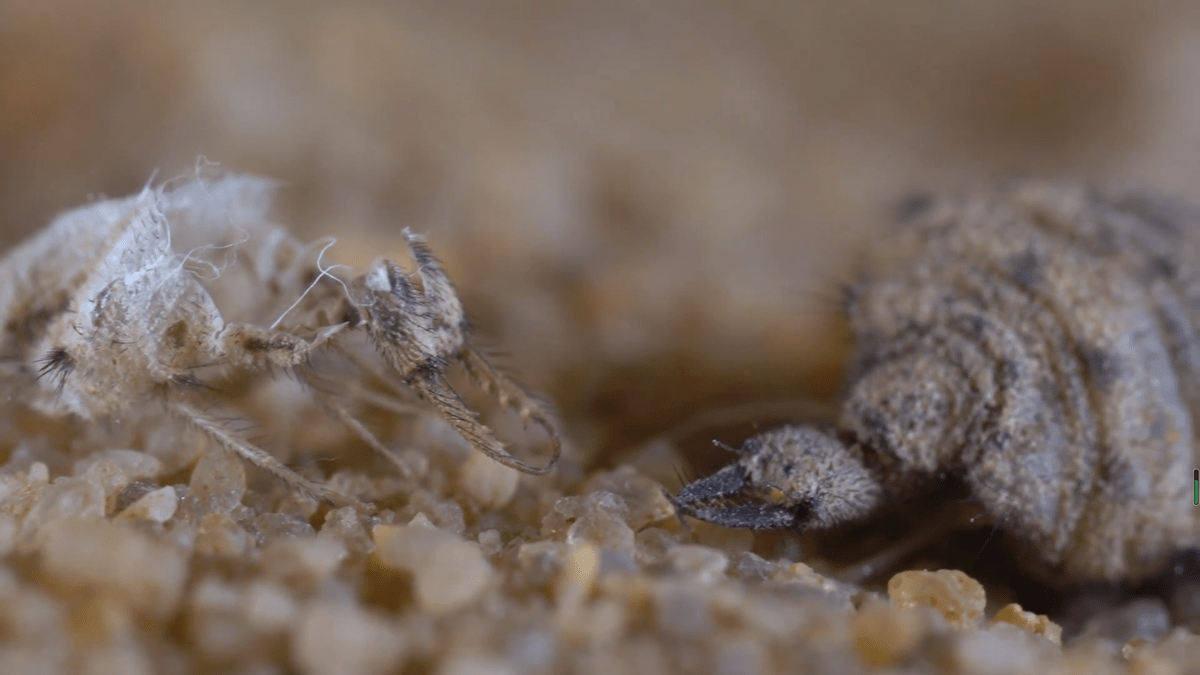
[667,426,883,531]
[667,464,804,531]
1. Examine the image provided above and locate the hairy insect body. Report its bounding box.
[1,173,559,507]
[673,182,1200,582]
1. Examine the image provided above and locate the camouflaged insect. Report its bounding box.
[671,181,1200,583]
[0,173,560,507]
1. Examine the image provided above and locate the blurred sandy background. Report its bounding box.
[5,0,1200,465]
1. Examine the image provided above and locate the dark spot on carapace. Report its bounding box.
[1078,345,1123,392]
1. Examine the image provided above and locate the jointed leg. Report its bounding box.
[410,373,559,475]
[170,401,362,509]
[459,346,561,466]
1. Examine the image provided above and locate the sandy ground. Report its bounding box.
[1,2,1199,673]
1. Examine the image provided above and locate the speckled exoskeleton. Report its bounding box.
[0,172,559,506]
[671,181,1200,583]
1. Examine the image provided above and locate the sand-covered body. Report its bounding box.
[674,182,1200,583]
[846,183,1200,581]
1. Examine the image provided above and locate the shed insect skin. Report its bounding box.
[0,173,560,507]
[671,181,1200,584]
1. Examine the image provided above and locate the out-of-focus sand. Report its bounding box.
[10,1,1200,457]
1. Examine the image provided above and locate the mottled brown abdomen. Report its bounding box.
[841,182,1200,581]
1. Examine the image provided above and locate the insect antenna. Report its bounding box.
[457,347,562,456]
[712,439,741,455]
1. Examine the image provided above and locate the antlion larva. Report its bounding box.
[671,181,1200,583]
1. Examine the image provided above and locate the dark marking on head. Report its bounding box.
[386,263,413,296]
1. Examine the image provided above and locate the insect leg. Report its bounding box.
[409,373,558,475]
[832,502,991,584]
[458,346,561,465]
[169,402,361,509]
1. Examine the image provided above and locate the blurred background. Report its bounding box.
[5,0,1200,466]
